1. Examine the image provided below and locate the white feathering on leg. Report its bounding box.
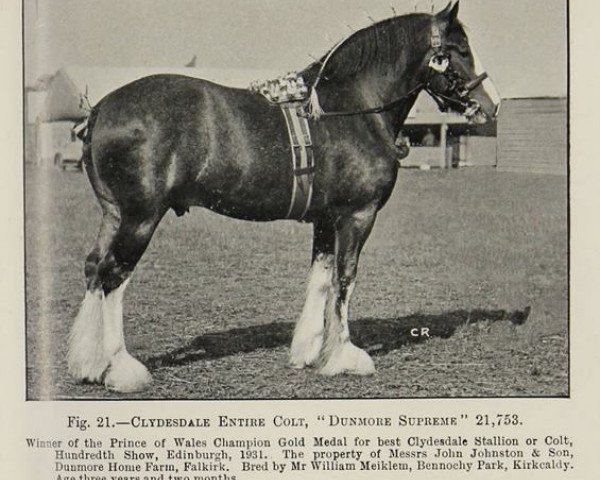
[101,279,152,392]
[319,280,375,376]
[68,290,108,383]
[290,254,333,368]
[102,279,129,357]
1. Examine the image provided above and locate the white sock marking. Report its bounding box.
[102,278,130,357]
[290,254,333,366]
[68,289,108,382]
[338,281,356,342]
[101,278,152,392]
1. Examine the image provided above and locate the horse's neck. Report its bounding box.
[318,62,424,139]
[309,16,432,138]
[386,90,421,138]
[371,90,422,144]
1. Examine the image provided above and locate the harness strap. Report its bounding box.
[431,24,443,50]
[300,84,423,118]
[281,103,315,221]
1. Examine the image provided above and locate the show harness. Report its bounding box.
[280,103,315,220]
[250,75,316,221]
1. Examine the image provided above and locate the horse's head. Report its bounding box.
[423,2,501,124]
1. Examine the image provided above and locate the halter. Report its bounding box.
[305,20,489,121]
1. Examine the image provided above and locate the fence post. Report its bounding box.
[439,122,448,168]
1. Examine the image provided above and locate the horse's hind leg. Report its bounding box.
[319,204,378,376]
[290,220,334,368]
[68,204,119,384]
[69,205,164,392]
[102,212,165,392]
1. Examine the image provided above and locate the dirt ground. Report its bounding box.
[25,165,568,400]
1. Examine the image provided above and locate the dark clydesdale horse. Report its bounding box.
[69,2,500,392]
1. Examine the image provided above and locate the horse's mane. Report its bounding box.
[301,13,432,84]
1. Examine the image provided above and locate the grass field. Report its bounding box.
[25,165,568,400]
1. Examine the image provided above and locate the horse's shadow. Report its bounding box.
[145,307,530,369]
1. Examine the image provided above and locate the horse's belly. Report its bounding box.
[184,174,294,221]
[204,193,291,221]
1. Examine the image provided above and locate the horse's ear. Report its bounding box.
[449,1,460,20]
[438,1,459,21]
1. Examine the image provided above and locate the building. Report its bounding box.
[496,97,567,175]
[400,93,497,169]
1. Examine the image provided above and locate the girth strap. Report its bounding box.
[280,103,315,221]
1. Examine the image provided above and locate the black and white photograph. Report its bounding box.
[23,0,568,400]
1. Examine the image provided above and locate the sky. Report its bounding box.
[24,0,568,98]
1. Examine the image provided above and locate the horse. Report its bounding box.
[68,1,500,392]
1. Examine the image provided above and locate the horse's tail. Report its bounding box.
[75,103,101,169]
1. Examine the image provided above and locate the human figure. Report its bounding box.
[422,128,437,147]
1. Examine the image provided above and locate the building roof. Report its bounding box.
[405,92,469,125]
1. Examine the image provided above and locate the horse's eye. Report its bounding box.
[456,45,470,56]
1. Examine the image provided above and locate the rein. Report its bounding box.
[300,84,423,118]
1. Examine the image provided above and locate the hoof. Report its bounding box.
[104,351,152,392]
[319,342,375,376]
[289,333,323,369]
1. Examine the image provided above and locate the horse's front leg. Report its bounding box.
[319,203,378,376]
[289,220,335,368]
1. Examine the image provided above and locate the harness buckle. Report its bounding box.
[431,25,442,49]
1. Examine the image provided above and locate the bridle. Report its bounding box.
[423,24,488,120]
[305,21,489,120]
